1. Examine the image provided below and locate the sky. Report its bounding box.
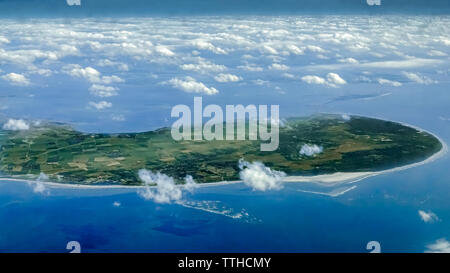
[0,0,449,16]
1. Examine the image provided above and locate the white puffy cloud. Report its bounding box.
[0,36,10,44]
[238,159,286,191]
[214,73,242,83]
[418,210,439,223]
[425,238,450,253]
[338,58,359,64]
[341,114,351,121]
[65,65,100,82]
[138,169,182,204]
[30,69,52,77]
[3,119,30,131]
[97,59,129,71]
[252,79,270,86]
[237,64,263,72]
[113,201,121,207]
[66,0,81,6]
[1,73,30,86]
[299,144,323,157]
[26,172,49,195]
[88,101,112,110]
[155,45,175,57]
[192,40,227,54]
[89,84,119,97]
[111,114,125,121]
[301,73,346,88]
[402,72,436,85]
[183,175,198,193]
[32,182,47,194]
[305,45,325,53]
[63,65,123,85]
[166,76,219,95]
[301,75,327,85]
[427,50,447,57]
[377,78,402,87]
[180,58,226,74]
[362,58,441,69]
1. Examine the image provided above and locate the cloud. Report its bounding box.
[262,45,278,55]
[299,144,323,156]
[89,101,112,110]
[305,45,325,53]
[238,159,286,191]
[237,64,263,72]
[29,68,52,77]
[65,65,100,82]
[113,201,121,207]
[362,58,442,69]
[326,72,347,85]
[111,114,125,121]
[214,73,242,83]
[3,119,30,130]
[307,58,443,71]
[425,238,450,253]
[338,58,359,64]
[63,65,123,84]
[286,45,304,55]
[427,50,447,57]
[402,72,436,84]
[138,169,182,204]
[341,114,351,121]
[89,84,119,97]
[183,175,198,193]
[166,76,219,95]
[66,0,81,6]
[180,59,227,74]
[1,73,30,86]
[301,73,346,88]
[301,75,327,85]
[418,210,439,223]
[155,45,175,57]
[100,75,124,84]
[0,36,10,44]
[377,78,402,87]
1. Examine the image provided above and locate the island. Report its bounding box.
[0,114,443,186]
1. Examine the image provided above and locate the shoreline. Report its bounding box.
[0,119,447,191]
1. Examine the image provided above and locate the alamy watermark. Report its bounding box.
[171,97,280,151]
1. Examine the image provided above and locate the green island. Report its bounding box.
[0,114,442,185]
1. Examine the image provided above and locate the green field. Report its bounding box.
[0,114,442,185]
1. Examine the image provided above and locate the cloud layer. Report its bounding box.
[238,159,286,191]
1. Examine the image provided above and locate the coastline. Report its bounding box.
[0,119,447,191]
